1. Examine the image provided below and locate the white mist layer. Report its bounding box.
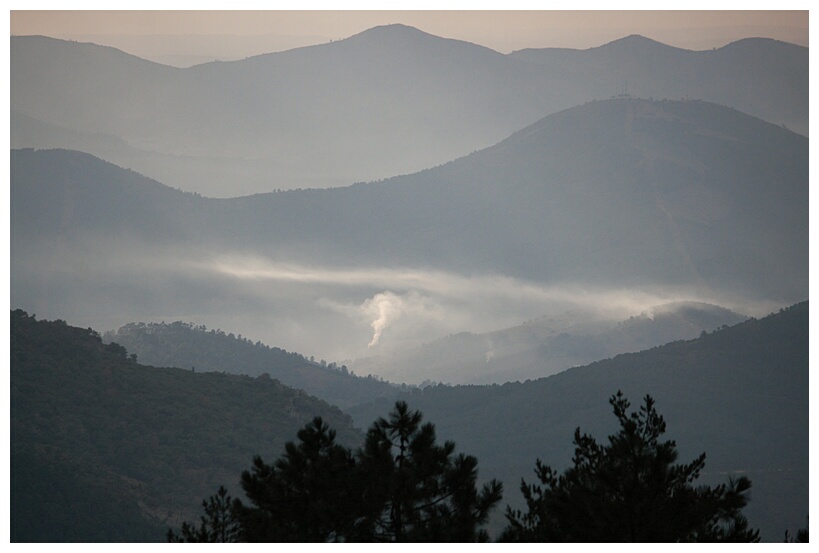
[12,240,788,375]
[204,254,782,361]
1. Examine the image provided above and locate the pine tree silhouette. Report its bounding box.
[171,402,502,542]
[502,391,759,542]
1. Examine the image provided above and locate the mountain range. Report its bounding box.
[11,25,807,196]
[10,24,809,543]
[11,98,807,362]
[101,300,748,391]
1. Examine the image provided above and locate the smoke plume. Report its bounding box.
[363,292,404,347]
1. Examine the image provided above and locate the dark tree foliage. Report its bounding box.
[11,309,362,541]
[356,401,503,542]
[171,402,502,542]
[501,391,760,542]
[785,521,809,543]
[237,417,361,542]
[167,486,241,543]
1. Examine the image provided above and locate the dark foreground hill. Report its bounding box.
[347,302,809,541]
[104,321,401,409]
[11,26,807,195]
[10,310,363,542]
[10,302,807,541]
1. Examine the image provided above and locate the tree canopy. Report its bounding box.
[237,417,362,542]
[170,393,763,543]
[501,391,760,542]
[169,401,502,542]
[355,401,503,542]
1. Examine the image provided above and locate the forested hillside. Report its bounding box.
[9,300,808,541]
[347,302,809,541]
[10,310,363,542]
[105,321,401,409]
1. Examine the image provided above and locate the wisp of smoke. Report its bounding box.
[363,292,405,347]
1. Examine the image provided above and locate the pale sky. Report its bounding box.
[9,6,810,66]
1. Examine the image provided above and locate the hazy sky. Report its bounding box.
[10,7,809,66]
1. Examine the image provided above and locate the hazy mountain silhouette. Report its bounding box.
[11,99,807,367]
[11,26,807,195]
[13,99,807,340]
[104,321,402,409]
[511,35,807,135]
[351,302,749,385]
[347,302,808,541]
[244,98,806,302]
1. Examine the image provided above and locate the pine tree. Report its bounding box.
[356,401,503,542]
[167,486,241,542]
[235,417,361,542]
[501,391,759,542]
[170,402,502,542]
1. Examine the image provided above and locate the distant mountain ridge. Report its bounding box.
[510,35,806,132]
[11,99,807,352]
[11,25,807,195]
[351,301,749,385]
[104,321,402,409]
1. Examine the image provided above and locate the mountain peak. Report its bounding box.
[348,23,437,42]
[715,36,808,54]
[617,33,662,43]
[595,34,681,52]
[344,23,496,54]
[361,23,424,34]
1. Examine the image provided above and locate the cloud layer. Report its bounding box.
[12,241,787,373]
[205,254,781,360]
